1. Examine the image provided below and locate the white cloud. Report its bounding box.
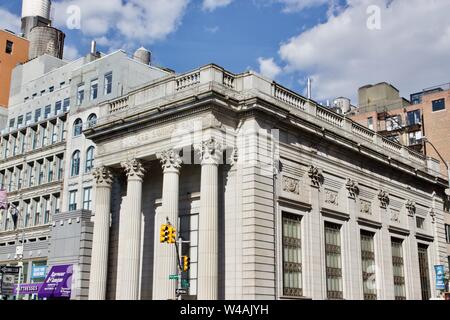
[202,0,233,11]
[275,0,329,13]
[277,0,450,101]
[204,26,220,34]
[0,8,20,33]
[258,57,282,79]
[52,0,189,48]
[63,44,81,60]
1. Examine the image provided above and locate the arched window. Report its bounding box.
[85,146,95,173]
[87,114,97,128]
[73,118,83,137]
[71,150,81,177]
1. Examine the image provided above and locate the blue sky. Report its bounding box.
[1,0,450,104]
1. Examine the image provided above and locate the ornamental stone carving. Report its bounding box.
[121,159,146,180]
[429,208,436,224]
[228,147,239,167]
[360,200,372,215]
[325,190,339,206]
[378,190,390,209]
[93,167,113,187]
[308,165,323,188]
[406,200,416,217]
[282,176,300,195]
[346,178,359,199]
[156,149,183,173]
[196,138,223,165]
[391,209,400,223]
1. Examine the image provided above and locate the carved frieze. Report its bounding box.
[325,190,339,207]
[282,176,300,195]
[378,190,390,209]
[391,209,400,223]
[360,200,372,215]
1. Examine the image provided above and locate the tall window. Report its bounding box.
[83,187,92,211]
[432,98,445,112]
[71,150,81,177]
[44,105,51,119]
[26,112,32,124]
[85,146,95,173]
[417,244,431,300]
[179,213,199,296]
[87,113,97,128]
[282,213,303,297]
[43,198,50,224]
[391,238,406,300]
[5,40,13,54]
[360,231,377,300]
[104,72,113,95]
[407,110,421,125]
[55,101,62,115]
[34,108,41,123]
[445,224,450,244]
[77,84,85,106]
[90,79,98,100]
[325,222,343,299]
[367,117,373,130]
[69,190,77,211]
[63,98,70,112]
[73,118,83,137]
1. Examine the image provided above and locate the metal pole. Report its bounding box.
[177,237,183,301]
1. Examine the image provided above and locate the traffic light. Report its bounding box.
[168,226,176,244]
[182,256,190,272]
[160,224,169,243]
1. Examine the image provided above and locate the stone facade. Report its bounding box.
[85,64,448,300]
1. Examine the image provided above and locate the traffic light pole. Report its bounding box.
[177,237,183,301]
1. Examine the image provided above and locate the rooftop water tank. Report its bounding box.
[21,0,51,19]
[133,47,152,65]
[28,26,65,60]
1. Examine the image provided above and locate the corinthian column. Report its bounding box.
[196,138,222,300]
[88,166,113,300]
[116,159,146,300]
[153,149,182,300]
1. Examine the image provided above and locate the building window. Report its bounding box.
[104,72,113,95]
[432,98,445,112]
[73,118,83,137]
[417,244,431,300]
[407,110,421,126]
[77,84,85,106]
[69,190,77,211]
[408,131,422,146]
[44,105,51,119]
[367,117,373,130]
[85,146,95,173]
[83,187,92,211]
[282,213,303,297]
[63,98,70,112]
[25,112,32,124]
[445,224,450,244]
[55,101,62,115]
[391,238,406,300]
[324,222,343,299]
[416,216,425,229]
[71,150,81,177]
[34,108,41,123]
[5,40,13,54]
[49,86,54,93]
[87,113,97,128]
[411,93,423,105]
[90,79,98,100]
[9,119,15,128]
[17,115,24,127]
[361,230,377,300]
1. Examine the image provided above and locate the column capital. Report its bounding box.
[121,159,146,180]
[93,166,114,187]
[196,137,223,165]
[156,149,183,174]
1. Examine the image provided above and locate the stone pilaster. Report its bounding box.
[88,166,113,300]
[196,138,222,300]
[153,149,182,300]
[117,159,145,300]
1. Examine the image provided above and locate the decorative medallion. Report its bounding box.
[391,209,400,223]
[282,176,300,195]
[360,200,372,215]
[325,190,339,206]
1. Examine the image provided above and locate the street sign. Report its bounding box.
[1,274,16,295]
[169,275,180,280]
[0,266,21,274]
[176,288,188,296]
[181,279,190,289]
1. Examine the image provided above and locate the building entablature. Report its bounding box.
[85,64,447,189]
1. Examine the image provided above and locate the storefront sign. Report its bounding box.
[13,283,43,295]
[38,265,73,299]
[31,266,47,279]
[434,265,445,290]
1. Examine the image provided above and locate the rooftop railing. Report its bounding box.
[97,64,438,175]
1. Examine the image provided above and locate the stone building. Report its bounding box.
[85,64,449,300]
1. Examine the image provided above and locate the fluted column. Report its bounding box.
[117,159,146,300]
[153,149,182,300]
[196,138,222,300]
[88,166,113,300]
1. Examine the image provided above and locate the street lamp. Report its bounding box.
[422,137,450,197]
